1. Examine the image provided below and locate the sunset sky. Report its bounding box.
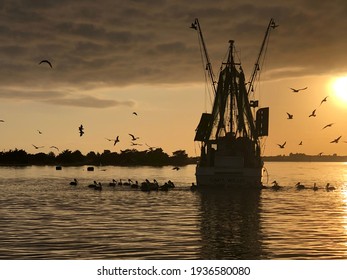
[1,0,347,157]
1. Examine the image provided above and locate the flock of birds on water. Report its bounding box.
[263,180,337,192]
[68,177,198,192]
[277,87,345,151]
[68,177,339,193]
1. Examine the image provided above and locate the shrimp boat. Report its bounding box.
[193,18,276,188]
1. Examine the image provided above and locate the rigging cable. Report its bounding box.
[196,25,213,112]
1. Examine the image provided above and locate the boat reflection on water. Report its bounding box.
[196,187,266,259]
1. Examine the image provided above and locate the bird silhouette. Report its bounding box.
[190,22,197,30]
[172,166,180,171]
[145,143,155,151]
[290,87,307,92]
[271,21,279,29]
[39,60,52,68]
[299,141,303,145]
[93,182,102,191]
[132,112,138,116]
[296,182,305,190]
[277,142,286,149]
[106,136,119,145]
[318,152,323,156]
[32,144,44,149]
[325,183,336,191]
[131,142,142,146]
[271,181,282,190]
[330,136,342,143]
[50,146,59,151]
[114,136,120,146]
[309,109,316,117]
[320,96,328,106]
[286,112,293,119]
[37,130,42,134]
[322,123,334,129]
[70,179,78,186]
[0,119,4,122]
[129,133,139,141]
[109,179,117,187]
[79,125,84,136]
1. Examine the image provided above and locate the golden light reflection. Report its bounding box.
[332,76,347,102]
[342,189,347,238]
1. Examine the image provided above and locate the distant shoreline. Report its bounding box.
[263,154,347,162]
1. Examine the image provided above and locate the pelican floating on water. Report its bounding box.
[295,182,305,190]
[325,183,336,191]
[94,182,102,191]
[69,178,78,186]
[271,181,282,191]
[109,179,117,187]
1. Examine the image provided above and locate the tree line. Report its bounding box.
[0,148,197,166]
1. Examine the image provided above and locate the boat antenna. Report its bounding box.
[247,18,277,95]
[191,18,217,95]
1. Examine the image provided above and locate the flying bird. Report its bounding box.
[131,142,142,146]
[37,130,42,134]
[32,144,44,149]
[114,136,120,146]
[318,152,323,156]
[330,136,342,144]
[50,146,59,151]
[106,137,120,146]
[172,166,180,171]
[286,112,293,119]
[129,133,139,141]
[320,96,328,106]
[145,143,156,151]
[132,112,138,116]
[299,141,303,145]
[322,123,334,129]
[277,142,286,149]
[309,109,317,117]
[271,21,279,29]
[39,60,52,68]
[79,125,84,137]
[290,87,307,93]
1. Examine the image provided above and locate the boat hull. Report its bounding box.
[195,165,263,188]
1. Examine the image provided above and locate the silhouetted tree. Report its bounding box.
[0,147,197,166]
[170,150,188,165]
[0,149,29,165]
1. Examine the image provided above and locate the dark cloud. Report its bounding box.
[45,96,135,108]
[1,0,347,105]
[0,87,134,109]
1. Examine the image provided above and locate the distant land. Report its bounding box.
[263,153,347,162]
[2,149,347,167]
[0,148,197,167]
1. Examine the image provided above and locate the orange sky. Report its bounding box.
[1,1,347,157]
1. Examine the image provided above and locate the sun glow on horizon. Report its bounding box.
[332,76,347,103]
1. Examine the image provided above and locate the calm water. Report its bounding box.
[1,162,347,259]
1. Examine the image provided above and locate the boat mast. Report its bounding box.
[191,18,217,95]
